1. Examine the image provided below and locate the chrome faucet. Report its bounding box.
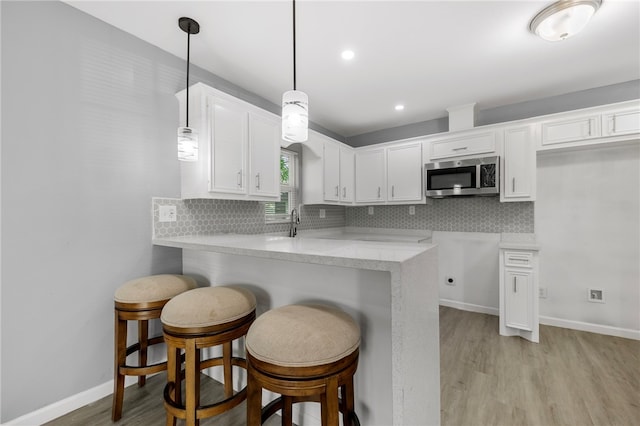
[289,208,300,237]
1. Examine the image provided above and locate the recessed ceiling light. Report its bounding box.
[341,50,355,60]
[395,104,405,111]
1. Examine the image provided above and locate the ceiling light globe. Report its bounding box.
[530,0,601,42]
[282,90,309,142]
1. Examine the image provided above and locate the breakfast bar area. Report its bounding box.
[153,234,440,426]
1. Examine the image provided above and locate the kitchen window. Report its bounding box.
[265,149,298,223]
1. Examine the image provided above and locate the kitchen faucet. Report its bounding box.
[289,208,300,237]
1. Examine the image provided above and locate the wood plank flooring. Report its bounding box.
[47,307,640,425]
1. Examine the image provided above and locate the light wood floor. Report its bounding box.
[47,307,639,425]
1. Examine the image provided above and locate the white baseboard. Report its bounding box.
[4,376,137,425]
[539,315,640,340]
[439,299,640,341]
[439,299,499,316]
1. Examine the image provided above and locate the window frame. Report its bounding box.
[265,149,299,223]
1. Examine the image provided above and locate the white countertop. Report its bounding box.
[153,233,434,271]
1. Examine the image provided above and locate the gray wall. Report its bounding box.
[347,79,640,146]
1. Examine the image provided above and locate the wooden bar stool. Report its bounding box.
[161,285,256,426]
[245,304,361,426]
[112,274,197,421]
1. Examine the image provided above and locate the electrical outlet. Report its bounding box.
[587,288,605,303]
[319,209,326,218]
[368,206,374,215]
[159,205,177,222]
[409,206,415,215]
[539,287,547,298]
[445,276,455,286]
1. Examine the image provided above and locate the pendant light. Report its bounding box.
[177,17,200,161]
[529,0,602,42]
[282,0,309,143]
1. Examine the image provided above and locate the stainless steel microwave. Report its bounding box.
[424,156,499,198]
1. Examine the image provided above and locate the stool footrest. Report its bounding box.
[260,395,360,425]
[163,381,248,420]
[125,335,164,357]
[120,361,167,377]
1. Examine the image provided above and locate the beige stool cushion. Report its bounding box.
[115,274,197,303]
[161,286,257,329]
[246,304,361,368]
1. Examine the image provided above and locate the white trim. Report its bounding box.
[439,300,640,341]
[539,315,640,341]
[4,377,137,425]
[439,299,499,316]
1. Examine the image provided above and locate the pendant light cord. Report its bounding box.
[293,0,297,91]
[186,24,191,127]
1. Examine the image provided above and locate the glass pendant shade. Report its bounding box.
[282,90,309,143]
[177,126,198,162]
[530,0,601,42]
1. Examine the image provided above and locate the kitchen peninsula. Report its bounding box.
[153,233,439,426]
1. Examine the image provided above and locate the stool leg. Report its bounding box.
[111,310,127,421]
[282,395,293,426]
[165,339,178,426]
[321,376,340,426]
[341,377,355,426]
[138,319,148,387]
[223,341,233,398]
[185,339,199,426]
[246,367,262,426]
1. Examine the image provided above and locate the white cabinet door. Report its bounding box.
[323,141,340,202]
[541,115,600,147]
[504,269,533,331]
[502,125,535,202]
[340,147,355,203]
[387,143,422,202]
[209,95,247,194]
[602,108,640,137]
[248,112,280,198]
[429,130,496,160]
[355,149,386,203]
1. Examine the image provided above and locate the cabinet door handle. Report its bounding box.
[512,177,515,193]
[612,116,617,134]
[513,276,517,292]
[392,185,395,198]
[335,185,339,197]
[587,120,592,137]
[237,171,242,187]
[377,187,381,198]
[452,146,468,151]
[343,187,346,198]
[255,173,260,189]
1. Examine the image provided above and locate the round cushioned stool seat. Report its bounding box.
[161,286,256,330]
[115,274,197,304]
[246,304,360,368]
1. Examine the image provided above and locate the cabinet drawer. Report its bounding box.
[541,115,600,146]
[430,130,496,160]
[504,251,532,268]
[602,108,640,137]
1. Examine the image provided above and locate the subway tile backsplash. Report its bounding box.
[346,198,534,233]
[153,196,534,238]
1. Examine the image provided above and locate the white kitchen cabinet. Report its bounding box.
[429,129,497,161]
[387,142,423,202]
[602,107,640,137]
[499,245,539,343]
[540,114,601,148]
[177,83,280,201]
[355,148,386,203]
[301,131,355,205]
[501,125,536,202]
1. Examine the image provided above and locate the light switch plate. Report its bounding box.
[368,206,374,215]
[409,206,416,215]
[319,209,326,218]
[159,205,177,222]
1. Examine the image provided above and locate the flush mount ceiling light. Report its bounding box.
[395,104,405,111]
[282,0,309,143]
[529,0,602,42]
[341,50,355,60]
[177,17,200,161]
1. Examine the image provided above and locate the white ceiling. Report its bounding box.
[64,0,640,137]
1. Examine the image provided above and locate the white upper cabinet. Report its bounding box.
[355,148,386,203]
[540,114,601,147]
[387,142,423,202]
[602,107,640,137]
[339,147,355,203]
[177,83,280,201]
[429,129,497,161]
[501,125,536,202]
[323,140,341,202]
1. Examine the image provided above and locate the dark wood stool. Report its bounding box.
[112,274,196,421]
[245,304,361,426]
[161,286,257,426]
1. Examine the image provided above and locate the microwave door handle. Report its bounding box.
[476,165,481,188]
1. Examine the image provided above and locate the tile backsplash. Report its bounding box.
[346,198,534,233]
[153,198,346,238]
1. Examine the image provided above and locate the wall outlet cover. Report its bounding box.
[319,209,326,218]
[159,205,177,222]
[587,288,605,303]
[368,206,374,215]
[539,287,548,298]
[409,206,416,215]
